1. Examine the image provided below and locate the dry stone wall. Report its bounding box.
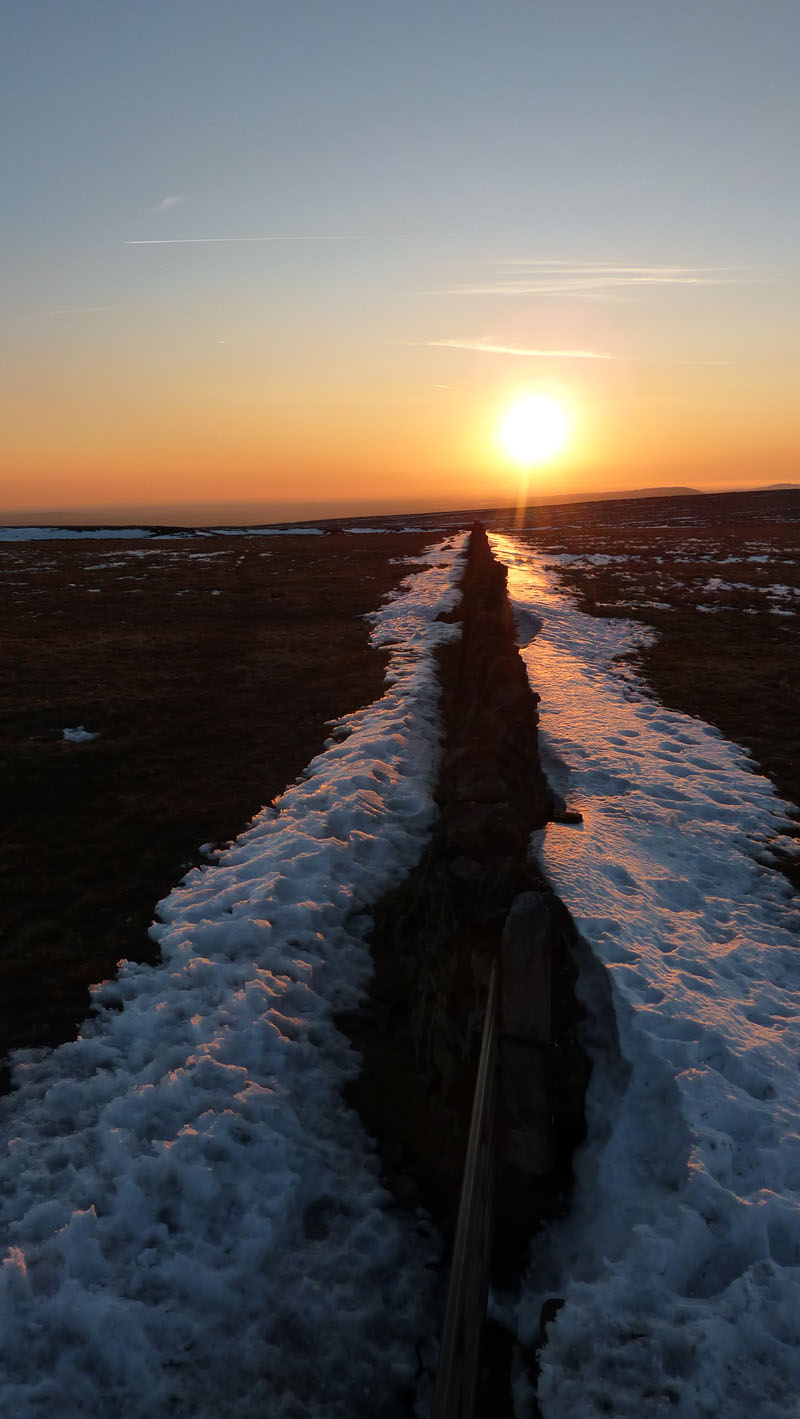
[342,525,588,1267]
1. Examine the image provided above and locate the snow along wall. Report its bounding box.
[0,539,465,1419]
[343,526,589,1272]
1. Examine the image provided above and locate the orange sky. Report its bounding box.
[4,337,797,519]
[2,4,798,520]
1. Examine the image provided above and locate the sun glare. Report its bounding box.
[500,394,570,466]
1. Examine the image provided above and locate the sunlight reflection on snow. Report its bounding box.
[491,532,800,1419]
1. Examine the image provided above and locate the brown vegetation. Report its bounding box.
[0,531,435,1076]
[2,488,796,1080]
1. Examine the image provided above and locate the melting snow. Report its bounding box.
[703,577,751,592]
[205,526,326,536]
[0,528,156,542]
[492,534,800,1419]
[0,538,465,1418]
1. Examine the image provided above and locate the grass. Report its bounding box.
[0,531,435,1072]
[1,488,797,1075]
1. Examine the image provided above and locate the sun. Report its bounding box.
[500,394,570,466]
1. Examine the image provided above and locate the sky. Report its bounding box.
[2,0,799,520]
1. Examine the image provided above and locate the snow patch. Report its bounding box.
[492,534,800,1419]
[0,528,155,542]
[0,537,466,1418]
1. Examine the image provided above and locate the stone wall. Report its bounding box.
[341,526,588,1264]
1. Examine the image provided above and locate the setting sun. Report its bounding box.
[500,394,570,466]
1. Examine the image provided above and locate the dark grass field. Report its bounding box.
[1,488,797,1078]
[0,531,435,1072]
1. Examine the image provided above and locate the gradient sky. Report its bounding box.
[2,0,799,518]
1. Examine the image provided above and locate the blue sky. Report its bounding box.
[2,0,798,515]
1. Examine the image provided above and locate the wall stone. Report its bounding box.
[340,527,589,1270]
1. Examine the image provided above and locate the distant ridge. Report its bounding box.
[0,485,703,527]
[5,483,799,532]
[512,485,701,506]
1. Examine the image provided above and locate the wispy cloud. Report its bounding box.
[435,260,754,299]
[156,194,187,212]
[125,234,391,245]
[46,306,119,315]
[420,337,613,359]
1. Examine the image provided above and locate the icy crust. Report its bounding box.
[0,538,465,1419]
[491,535,800,1419]
[0,527,155,541]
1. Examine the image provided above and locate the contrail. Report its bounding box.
[46,306,120,315]
[125,235,394,245]
[393,338,614,359]
[426,338,614,359]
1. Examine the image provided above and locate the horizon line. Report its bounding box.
[4,484,798,529]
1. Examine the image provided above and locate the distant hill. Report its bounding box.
[1,486,705,527]
[8,483,800,532]
[518,485,701,506]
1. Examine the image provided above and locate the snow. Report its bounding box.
[62,726,101,743]
[616,599,673,612]
[205,526,326,536]
[0,522,460,545]
[112,549,172,557]
[542,552,633,567]
[538,547,798,622]
[491,534,800,1419]
[0,528,155,542]
[0,537,465,1418]
[704,577,751,592]
[341,526,451,535]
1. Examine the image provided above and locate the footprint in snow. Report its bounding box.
[599,862,641,893]
[579,770,632,796]
[513,608,544,646]
[653,878,705,912]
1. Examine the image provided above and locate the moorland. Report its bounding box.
[0,530,434,1074]
[1,487,797,1079]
